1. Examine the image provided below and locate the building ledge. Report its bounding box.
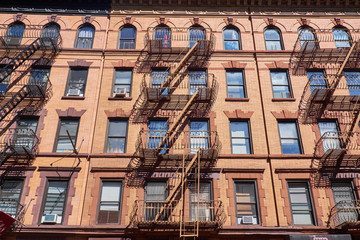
[61,96,85,100]
[225,98,249,102]
[272,98,296,102]
[108,97,132,101]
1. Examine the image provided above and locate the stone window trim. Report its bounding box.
[67,59,93,68]
[224,109,254,119]
[222,61,247,69]
[56,108,86,118]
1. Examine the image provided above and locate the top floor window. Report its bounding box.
[188,25,205,48]
[75,24,95,49]
[332,26,352,49]
[264,26,283,50]
[41,23,60,47]
[298,26,317,50]
[119,25,136,49]
[153,25,171,48]
[223,26,241,50]
[5,22,25,46]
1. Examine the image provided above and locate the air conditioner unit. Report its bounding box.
[113,87,127,97]
[42,214,58,224]
[242,216,254,224]
[67,89,81,96]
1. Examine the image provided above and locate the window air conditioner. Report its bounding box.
[67,89,81,96]
[42,214,58,224]
[113,87,127,97]
[242,216,254,224]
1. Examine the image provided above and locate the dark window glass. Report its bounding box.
[264,27,283,50]
[234,181,259,224]
[113,70,132,97]
[298,27,316,50]
[5,22,25,45]
[288,182,315,225]
[41,180,68,224]
[41,23,60,46]
[119,25,136,49]
[0,179,24,217]
[66,69,88,96]
[332,27,352,48]
[278,121,302,154]
[153,26,171,48]
[226,71,245,98]
[230,121,251,154]
[189,26,205,48]
[344,71,360,96]
[106,120,127,153]
[223,27,240,50]
[75,24,95,48]
[97,181,123,224]
[270,71,292,98]
[54,119,79,152]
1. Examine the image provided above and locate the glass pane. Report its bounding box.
[224,41,240,50]
[333,29,351,48]
[231,122,249,138]
[293,213,314,225]
[189,28,205,48]
[115,71,132,84]
[271,72,288,85]
[332,182,356,203]
[232,139,250,154]
[108,121,127,137]
[224,29,239,40]
[101,182,121,202]
[227,71,243,85]
[266,41,282,50]
[107,138,125,153]
[344,71,360,96]
[146,182,167,201]
[8,24,25,37]
[59,120,79,137]
[120,27,136,39]
[228,86,245,98]
[273,86,290,98]
[278,122,298,138]
[44,181,68,215]
[281,139,301,154]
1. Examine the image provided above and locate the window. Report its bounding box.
[41,23,60,46]
[223,26,241,50]
[113,69,132,97]
[106,120,128,153]
[119,25,136,49]
[144,181,167,221]
[230,121,252,154]
[153,25,171,48]
[226,70,246,98]
[298,27,317,50]
[189,181,212,221]
[151,69,169,95]
[65,68,88,97]
[189,120,209,153]
[75,24,95,48]
[287,181,315,225]
[97,180,123,224]
[54,119,79,152]
[344,71,360,96]
[29,68,50,96]
[332,181,357,224]
[14,118,38,152]
[188,70,207,95]
[307,71,327,94]
[270,71,292,98]
[5,22,25,45]
[234,181,259,225]
[0,179,24,217]
[40,180,68,224]
[278,121,302,154]
[0,65,13,95]
[332,27,352,48]
[188,25,205,48]
[147,119,168,154]
[318,121,341,152]
[264,27,283,50]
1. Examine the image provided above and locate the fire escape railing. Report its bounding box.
[327,200,360,229]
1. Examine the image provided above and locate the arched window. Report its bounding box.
[5,21,25,45]
[223,26,241,50]
[332,26,352,48]
[41,23,60,46]
[298,26,317,50]
[264,26,283,50]
[75,24,95,49]
[119,25,136,49]
[188,25,205,48]
[153,24,171,48]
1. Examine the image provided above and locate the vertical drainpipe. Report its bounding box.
[79,13,110,225]
[248,7,280,227]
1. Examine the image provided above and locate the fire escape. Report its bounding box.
[128,27,225,237]
[292,29,360,229]
[0,24,61,225]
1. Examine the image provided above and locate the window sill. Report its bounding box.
[62,96,85,100]
[225,98,249,102]
[272,98,296,102]
[108,97,132,101]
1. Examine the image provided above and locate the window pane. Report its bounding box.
[279,122,298,138]
[231,121,251,154]
[271,72,288,85]
[288,182,314,225]
[55,119,79,152]
[344,71,360,96]
[227,72,243,85]
[107,138,126,153]
[333,29,351,48]
[228,86,245,98]
[42,180,68,220]
[234,182,258,224]
[108,121,127,137]
[265,29,280,40]
[120,27,135,39]
[107,120,127,153]
[227,71,245,98]
[266,41,282,50]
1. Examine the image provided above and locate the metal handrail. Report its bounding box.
[328,200,360,228]
[0,128,39,155]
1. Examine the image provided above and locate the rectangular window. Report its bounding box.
[106,120,128,153]
[145,181,167,221]
[344,71,360,96]
[234,181,259,225]
[0,65,13,95]
[288,181,315,225]
[278,121,302,154]
[230,121,252,154]
[318,121,341,152]
[331,181,357,225]
[189,181,212,221]
[188,70,207,95]
[226,70,246,98]
[147,119,168,154]
[65,68,88,97]
[14,118,38,152]
[151,69,169,95]
[0,179,24,217]
[97,180,123,224]
[270,71,292,98]
[54,119,79,152]
[189,120,209,153]
[113,69,132,97]
[41,180,68,224]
